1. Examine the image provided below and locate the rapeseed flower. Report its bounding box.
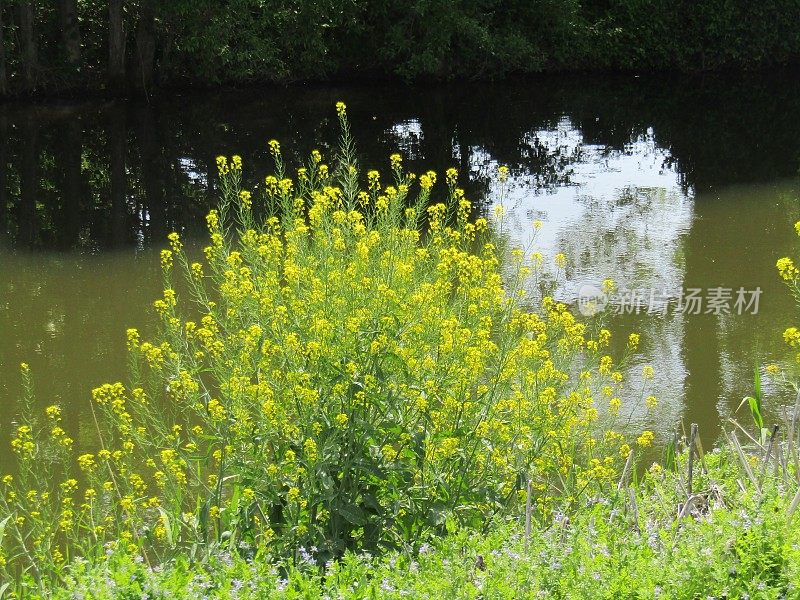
[777,257,798,281]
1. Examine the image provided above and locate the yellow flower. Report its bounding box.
[216,155,229,176]
[268,140,281,156]
[777,257,799,281]
[60,479,78,493]
[207,398,226,421]
[160,249,173,270]
[784,327,800,347]
[167,231,182,253]
[126,328,140,352]
[77,454,97,473]
[497,165,509,182]
[303,438,318,461]
[628,333,640,349]
[446,168,458,186]
[646,395,658,408]
[390,153,402,170]
[239,189,252,210]
[554,253,567,269]
[636,431,654,447]
[336,101,347,117]
[368,170,381,191]
[766,363,780,375]
[436,437,460,459]
[335,413,349,428]
[642,365,654,379]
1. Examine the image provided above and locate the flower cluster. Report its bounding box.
[777,221,800,366]
[0,105,652,588]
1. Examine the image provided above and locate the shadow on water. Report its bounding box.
[1,69,800,457]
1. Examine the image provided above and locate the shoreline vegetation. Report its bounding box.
[2,105,800,598]
[1,1,800,98]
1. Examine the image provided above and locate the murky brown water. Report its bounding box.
[2,71,800,465]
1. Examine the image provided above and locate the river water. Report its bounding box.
[1,71,800,466]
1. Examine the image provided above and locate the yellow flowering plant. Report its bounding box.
[777,220,800,368]
[0,104,651,587]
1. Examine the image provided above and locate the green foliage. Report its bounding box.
[27,456,800,599]
[155,0,353,85]
[371,0,580,80]
[1,0,800,95]
[585,0,800,71]
[0,105,647,592]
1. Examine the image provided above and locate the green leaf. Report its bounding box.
[761,427,772,446]
[0,515,10,546]
[664,438,676,472]
[445,514,458,534]
[337,502,366,526]
[753,363,762,402]
[199,497,211,540]
[428,502,449,526]
[745,396,764,431]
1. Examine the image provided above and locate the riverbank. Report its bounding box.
[38,447,800,599]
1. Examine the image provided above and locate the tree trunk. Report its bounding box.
[134,0,156,95]
[108,105,127,247]
[58,0,81,71]
[108,0,126,94]
[0,1,7,96]
[19,1,37,92]
[0,111,8,236]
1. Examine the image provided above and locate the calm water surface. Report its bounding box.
[2,72,800,466]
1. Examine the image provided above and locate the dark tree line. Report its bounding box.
[0,1,799,97]
[0,0,157,95]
